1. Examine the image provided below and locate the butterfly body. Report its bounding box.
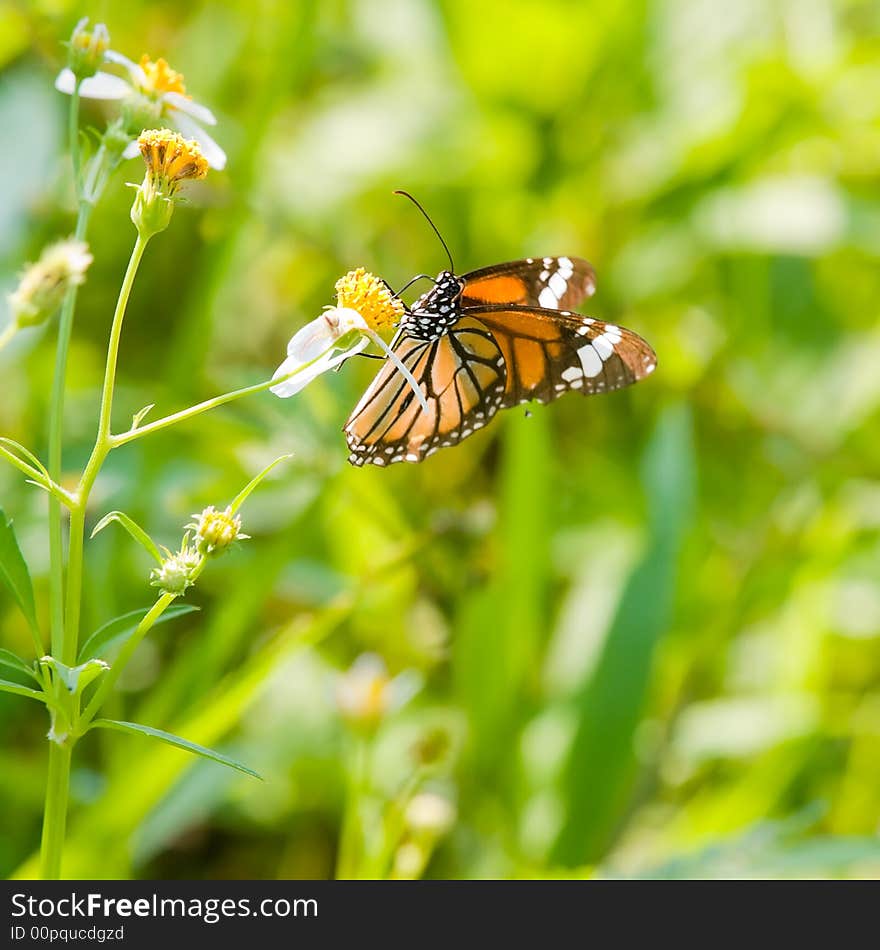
[344,256,656,467]
[401,270,465,341]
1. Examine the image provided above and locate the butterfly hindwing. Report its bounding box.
[461,257,596,311]
[466,305,657,408]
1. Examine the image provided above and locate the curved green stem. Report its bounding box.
[64,234,149,667]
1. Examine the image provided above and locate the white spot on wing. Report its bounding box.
[548,272,568,297]
[593,335,614,360]
[538,286,557,308]
[578,344,604,377]
[561,365,583,382]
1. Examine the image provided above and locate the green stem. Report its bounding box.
[336,735,372,880]
[38,233,148,879]
[48,79,90,659]
[63,235,149,667]
[112,342,348,448]
[39,741,72,880]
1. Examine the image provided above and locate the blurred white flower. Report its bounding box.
[405,792,456,838]
[55,52,226,170]
[335,653,421,732]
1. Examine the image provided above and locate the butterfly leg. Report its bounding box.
[333,351,385,373]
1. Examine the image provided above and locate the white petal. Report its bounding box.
[55,68,130,99]
[388,670,422,712]
[163,91,217,126]
[270,334,368,398]
[171,112,226,170]
[104,50,147,86]
[122,140,140,159]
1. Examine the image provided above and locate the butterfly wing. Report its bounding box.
[344,306,656,466]
[466,305,656,407]
[344,319,506,466]
[461,257,596,311]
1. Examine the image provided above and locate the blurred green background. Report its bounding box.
[2,0,880,879]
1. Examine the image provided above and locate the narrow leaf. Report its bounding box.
[229,455,293,514]
[79,603,198,661]
[131,403,155,429]
[0,507,42,649]
[90,718,261,779]
[90,510,163,564]
[0,648,39,682]
[0,437,50,483]
[0,677,44,702]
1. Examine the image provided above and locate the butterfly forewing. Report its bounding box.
[344,319,506,466]
[461,257,596,311]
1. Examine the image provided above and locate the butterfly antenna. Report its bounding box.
[393,190,455,273]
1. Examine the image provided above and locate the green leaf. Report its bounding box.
[131,403,155,429]
[0,437,51,483]
[229,455,293,514]
[90,510,163,564]
[0,507,41,649]
[0,677,44,703]
[79,604,199,662]
[90,718,261,779]
[0,648,39,682]
[38,656,109,695]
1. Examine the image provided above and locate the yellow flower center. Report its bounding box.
[137,129,208,188]
[335,268,404,332]
[138,55,187,96]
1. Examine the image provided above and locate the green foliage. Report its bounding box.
[78,604,198,662]
[0,508,41,651]
[90,719,261,780]
[1,0,879,881]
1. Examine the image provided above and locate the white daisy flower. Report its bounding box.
[270,307,371,398]
[271,268,428,410]
[55,52,226,170]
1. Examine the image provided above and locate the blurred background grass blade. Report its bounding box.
[454,410,551,779]
[553,404,695,866]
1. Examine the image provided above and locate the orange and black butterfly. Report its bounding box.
[344,194,657,467]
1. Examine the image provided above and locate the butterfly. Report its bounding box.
[344,195,657,467]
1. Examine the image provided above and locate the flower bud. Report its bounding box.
[8,240,92,329]
[67,18,110,81]
[188,505,247,557]
[149,543,202,596]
